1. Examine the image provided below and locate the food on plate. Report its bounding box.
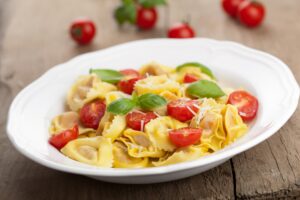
[49,61,258,168]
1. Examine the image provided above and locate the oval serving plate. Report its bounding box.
[6,38,299,184]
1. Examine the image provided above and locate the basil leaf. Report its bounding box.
[114,2,136,25]
[186,80,225,98]
[107,98,136,115]
[176,62,215,79]
[90,69,123,84]
[138,0,166,8]
[138,93,167,110]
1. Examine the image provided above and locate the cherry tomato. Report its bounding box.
[70,18,96,45]
[136,7,157,30]
[167,99,199,122]
[228,90,259,121]
[49,125,79,150]
[222,0,245,17]
[118,77,141,95]
[126,111,157,131]
[168,23,195,38]
[79,99,106,129]
[238,1,265,27]
[183,74,199,83]
[169,127,202,147]
[120,69,140,78]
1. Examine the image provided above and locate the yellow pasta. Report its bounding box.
[102,115,126,141]
[135,75,180,96]
[145,116,187,151]
[61,136,113,167]
[49,62,255,168]
[113,140,149,168]
[121,129,165,158]
[49,111,94,135]
[67,74,116,111]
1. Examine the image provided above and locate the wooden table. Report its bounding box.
[0,0,299,199]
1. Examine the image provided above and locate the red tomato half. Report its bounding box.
[70,18,96,45]
[168,23,195,38]
[120,69,140,78]
[118,77,141,95]
[49,125,79,150]
[228,90,259,121]
[79,99,106,129]
[167,99,199,122]
[222,0,245,17]
[169,127,202,147]
[136,7,157,30]
[183,74,199,83]
[126,111,157,131]
[238,1,265,27]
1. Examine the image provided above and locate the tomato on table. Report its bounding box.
[228,90,259,121]
[49,125,79,150]
[126,111,157,131]
[169,127,202,147]
[118,68,141,94]
[136,7,157,30]
[167,99,199,122]
[168,23,195,38]
[183,74,199,83]
[79,99,106,129]
[222,0,245,17]
[70,18,96,45]
[238,1,265,27]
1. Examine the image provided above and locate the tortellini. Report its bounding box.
[120,129,165,158]
[145,116,187,151]
[224,105,248,145]
[49,111,94,135]
[152,146,207,167]
[67,74,116,111]
[102,115,126,141]
[135,75,180,96]
[139,62,175,76]
[105,91,131,105]
[61,136,113,167]
[113,141,149,168]
[50,62,252,168]
[177,66,213,83]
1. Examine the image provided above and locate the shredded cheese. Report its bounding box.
[186,105,197,116]
[153,112,161,117]
[140,120,145,132]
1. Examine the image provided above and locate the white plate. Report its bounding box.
[6,38,299,184]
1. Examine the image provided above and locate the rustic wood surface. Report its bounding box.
[0,0,299,199]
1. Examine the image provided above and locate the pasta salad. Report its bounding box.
[48,62,259,168]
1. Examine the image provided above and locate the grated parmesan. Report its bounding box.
[186,105,197,116]
[140,120,145,132]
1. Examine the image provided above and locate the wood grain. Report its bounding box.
[0,0,299,199]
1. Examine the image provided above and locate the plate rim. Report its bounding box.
[6,38,300,177]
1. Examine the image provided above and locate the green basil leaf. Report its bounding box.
[131,91,139,104]
[138,93,167,110]
[90,69,123,84]
[114,3,136,25]
[176,62,215,79]
[107,98,136,115]
[186,80,225,98]
[138,0,166,8]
